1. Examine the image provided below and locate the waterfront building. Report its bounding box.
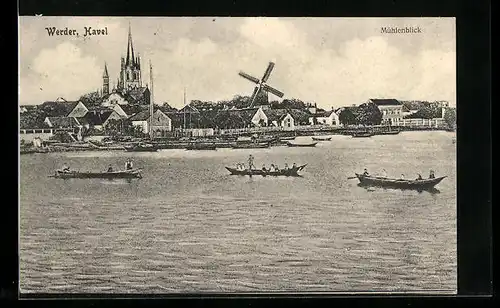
[368,98,404,126]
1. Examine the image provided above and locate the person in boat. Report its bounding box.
[292,163,297,169]
[284,163,289,170]
[248,155,255,170]
[275,165,280,171]
[381,169,387,178]
[107,165,114,172]
[61,164,70,172]
[269,164,275,172]
[363,168,369,176]
[125,159,133,170]
[416,174,423,180]
[429,170,435,179]
[262,164,267,171]
[400,174,405,180]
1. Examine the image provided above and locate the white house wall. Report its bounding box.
[20,129,54,142]
[102,93,129,107]
[131,120,148,134]
[281,114,295,131]
[251,107,268,126]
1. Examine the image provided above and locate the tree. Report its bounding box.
[356,103,383,126]
[404,105,442,119]
[280,99,307,110]
[79,91,102,107]
[338,108,358,126]
[443,108,456,129]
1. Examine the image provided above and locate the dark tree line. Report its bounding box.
[404,105,442,119]
[338,103,383,126]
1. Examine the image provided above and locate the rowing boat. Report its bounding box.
[376,130,400,135]
[351,132,374,138]
[124,144,158,152]
[355,173,446,190]
[231,142,270,149]
[50,168,143,179]
[226,164,307,177]
[312,136,332,141]
[185,143,217,150]
[287,141,318,147]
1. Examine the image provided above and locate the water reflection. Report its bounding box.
[357,183,441,195]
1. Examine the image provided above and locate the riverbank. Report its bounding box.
[20,126,455,154]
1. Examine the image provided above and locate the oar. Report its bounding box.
[347,176,357,180]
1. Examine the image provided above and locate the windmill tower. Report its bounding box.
[238,61,284,108]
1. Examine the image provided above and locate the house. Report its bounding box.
[44,116,81,130]
[112,104,146,119]
[179,104,200,114]
[288,109,312,126]
[125,86,150,105]
[401,101,423,118]
[249,107,268,126]
[84,109,123,131]
[308,109,341,126]
[40,100,84,117]
[20,113,55,142]
[101,91,131,107]
[20,105,38,114]
[434,101,450,118]
[368,98,404,125]
[159,103,178,113]
[263,109,296,129]
[128,109,172,136]
[67,101,89,118]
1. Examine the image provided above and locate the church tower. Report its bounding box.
[118,24,142,92]
[102,62,109,96]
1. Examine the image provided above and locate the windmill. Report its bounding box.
[238,61,284,108]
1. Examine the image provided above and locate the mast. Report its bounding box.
[183,87,186,130]
[149,60,154,140]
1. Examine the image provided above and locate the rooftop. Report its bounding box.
[369,99,402,106]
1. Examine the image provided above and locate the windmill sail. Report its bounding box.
[261,62,275,82]
[238,72,260,84]
[238,61,284,108]
[262,84,284,98]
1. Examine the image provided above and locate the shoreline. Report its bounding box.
[20,128,455,155]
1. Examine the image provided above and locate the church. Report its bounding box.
[101,25,150,107]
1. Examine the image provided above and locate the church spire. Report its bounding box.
[126,22,135,66]
[102,62,110,96]
[103,62,109,77]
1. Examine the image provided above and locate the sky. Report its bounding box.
[19,17,456,109]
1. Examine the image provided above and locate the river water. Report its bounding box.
[19,131,457,293]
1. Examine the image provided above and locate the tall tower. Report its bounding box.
[102,62,109,96]
[118,23,142,92]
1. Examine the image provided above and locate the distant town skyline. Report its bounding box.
[19,17,456,109]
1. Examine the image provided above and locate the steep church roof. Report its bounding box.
[103,63,109,77]
[125,23,140,69]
